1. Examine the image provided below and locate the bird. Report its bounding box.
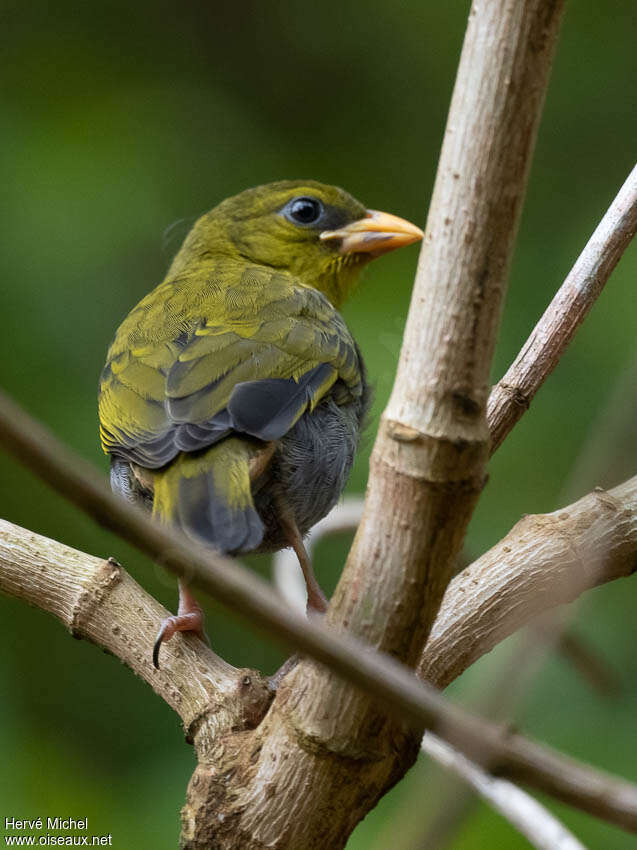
[98,180,423,667]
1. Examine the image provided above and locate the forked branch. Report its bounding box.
[2,2,636,847]
[1,452,637,830]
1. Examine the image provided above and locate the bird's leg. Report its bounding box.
[267,506,327,691]
[276,499,328,614]
[153,579,209,669]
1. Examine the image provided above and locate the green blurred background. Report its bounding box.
[1,0,636,847]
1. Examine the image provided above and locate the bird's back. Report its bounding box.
[99,258,367,553]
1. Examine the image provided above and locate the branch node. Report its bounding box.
[591,486,623,513]
[187,669,273,755]
[386,421,423,443]
[70,558,121,638]
[495,382,531,410]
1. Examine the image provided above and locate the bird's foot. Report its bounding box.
[153,613,208,669]
[153,582,209,669]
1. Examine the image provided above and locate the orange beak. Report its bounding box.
[320,209,423,257]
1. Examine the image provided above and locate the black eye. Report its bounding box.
[285,196,323,226]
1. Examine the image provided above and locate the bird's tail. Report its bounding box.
[152,438,264,554]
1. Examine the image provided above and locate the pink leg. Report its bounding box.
[153,580,209,669]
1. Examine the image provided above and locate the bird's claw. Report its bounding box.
[152,612,209,670]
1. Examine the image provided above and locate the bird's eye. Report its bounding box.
[284,196,323,226]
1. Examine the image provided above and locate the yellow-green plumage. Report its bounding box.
[99,181,379,553]
[151,439,261,551]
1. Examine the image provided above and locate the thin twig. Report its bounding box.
[414,637,550,850]
[2,392,637,831]
[421,735,587,850]
[488,164,637,453]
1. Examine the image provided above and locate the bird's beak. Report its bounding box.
[320,209,424,257]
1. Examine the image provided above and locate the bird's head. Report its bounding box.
[173,180,423,308]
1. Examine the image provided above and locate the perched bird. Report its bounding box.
[98,180,422,666]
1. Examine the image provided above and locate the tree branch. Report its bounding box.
[265,21,566,841]
[274,477,637,698]
[488,163,637,453]
[276,513,585,850]
[0,389,462,731]
[7,3,635,846]
[421,734,588,850]
[3,395,637,830]
[274,482,637,834]
[419,476,637,689]
[0,518,273,755]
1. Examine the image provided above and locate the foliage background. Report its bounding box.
[1,1,636,846]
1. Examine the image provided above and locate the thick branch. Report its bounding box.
[0,519,272,755]
[3,516,637,833]
[0,389,464,733]
[278,6,565,802]
[488,163,637,452]
[274,481,637,831]
[3,391,637,831]
[420,476,637,689]
[275,498,629,698]
[0,0,630,844]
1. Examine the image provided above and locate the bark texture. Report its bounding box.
[181,1,565,845]
[420,476,637,688]
[2,0,635,843]
[3,475,637,834]
[0,520,272,752]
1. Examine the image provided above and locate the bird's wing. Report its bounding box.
[98,267,363,468]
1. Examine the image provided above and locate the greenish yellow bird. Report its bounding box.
[98,180,422,666]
